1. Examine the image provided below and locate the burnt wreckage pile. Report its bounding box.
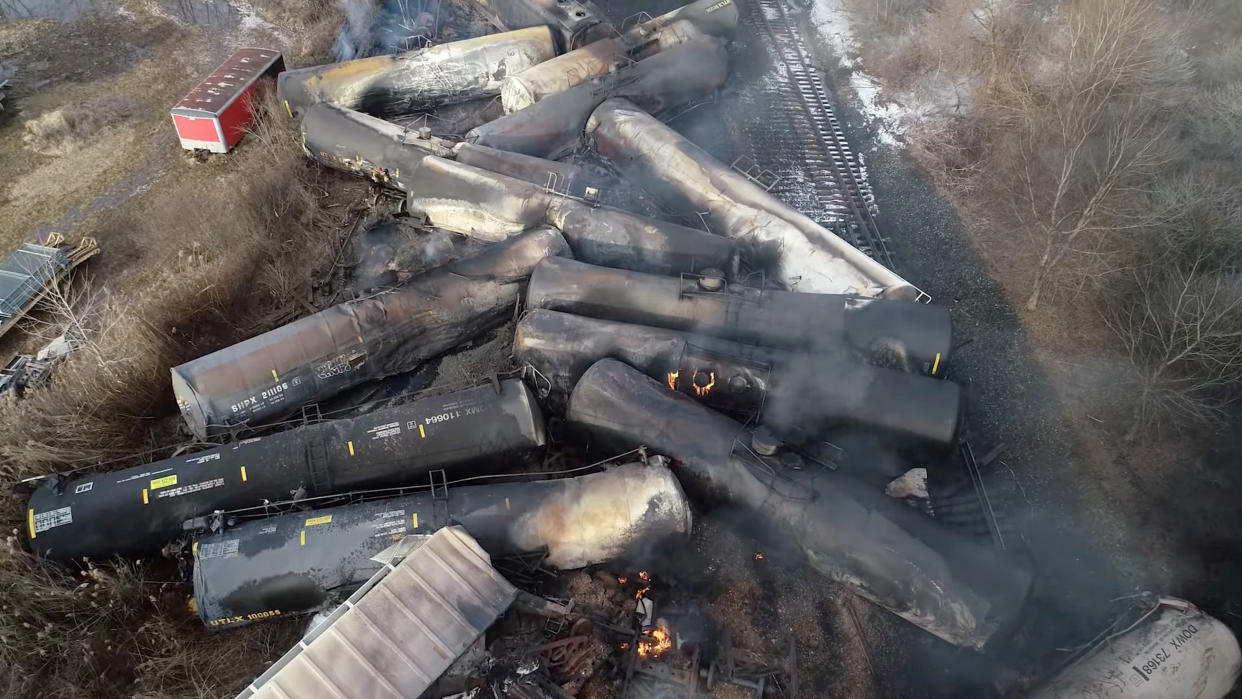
[23,0,1241,697]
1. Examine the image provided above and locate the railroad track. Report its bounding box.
[736,0,894,270]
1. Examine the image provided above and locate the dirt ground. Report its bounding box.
[6,0,1235,696]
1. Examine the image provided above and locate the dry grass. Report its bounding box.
[0,89,350,696]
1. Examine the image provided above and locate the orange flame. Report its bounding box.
[619,642,630,650]
[618,576,628,585]
[666,371,679,390]
[754,552,765,560]
[638,626,672,659]
[692,370,716,397]
[638,571,650,581]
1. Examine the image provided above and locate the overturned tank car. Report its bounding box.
[469,0,611,50]
[171,228,569,440]
[299,103,453,191]
[1033,597,1240,699]
[588,98,918,299]
[466,38,729,159]
[515,309,960,450]
[500,0,740,113]
[526,257,951,375]
[407,156,739,275]
[192,461,692,629]
[26,380,544,562]
[277,27,557,117]
[566,359,1030,649]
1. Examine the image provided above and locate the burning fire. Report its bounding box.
[666,371,679,390]
[634,570,651,600]
[692,369,716,397]
[638,626,672,659]
[754,552,765,560]
[619,642,630,650]
[618,576,628,585]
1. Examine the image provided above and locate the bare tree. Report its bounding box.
[1104,251,1242,438]
[22,275,124,373]
[980,0,1190,309]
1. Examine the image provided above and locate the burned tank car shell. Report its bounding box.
[172,229,569,440]
[465,38,728,160]
[526,257,952,375]
[566,359,1031,650]
[499,0,741,113]
[1033,597,1240,699]
[515,309,960,450]
[193,462,692,629]
[276,27,557,117]
[26,380,545,563]
[453,142,603,200]
[299,104,451,192]
[407,156,738,275]
[587,98,917,299]
[468,0,610,49]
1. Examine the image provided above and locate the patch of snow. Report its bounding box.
[809,0,912,148]
[230,0,293,46]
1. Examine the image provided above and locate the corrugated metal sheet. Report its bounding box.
[0,244,68,320]
[237,527,517,699]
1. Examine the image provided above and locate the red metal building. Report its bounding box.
[170,48,285,154]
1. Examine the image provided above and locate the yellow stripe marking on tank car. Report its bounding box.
[411,513,419,529]
[271,369,280,382]
[240,466,247,482]
[417,424,425,439]
[284,100,292,118]
[347,440,355,455]
[150,475,177,490]
[305,515,332,527]
[931,353,942,376]
[299,530,306,546]
[192,541,198,557]
[27,509,35,539]
[142,488,149,505]
[358,336,364,344]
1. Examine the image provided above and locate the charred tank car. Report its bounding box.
[468,0,611,50]
[525,257,952,375]
[26,380,545,562]
[465,38,728,159]
[566,359,1030,649]
[499,0,740,113]
[515,309,960,451]
[277,27,557,117]
[172,228,569,440]
[406,156,739,275]
[191,461,692,629]
[587,98,917,299]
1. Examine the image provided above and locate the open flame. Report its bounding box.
[692,370,716,397]
[634,570,651,600]
[666,371,679,390]
[637,626,672,659]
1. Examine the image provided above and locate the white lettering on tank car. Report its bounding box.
[155,478,225,499]
[33,507,73,534]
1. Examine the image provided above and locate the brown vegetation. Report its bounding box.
[840,0,1242,435]
[0,90,354,696]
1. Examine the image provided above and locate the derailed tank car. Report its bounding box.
[526,257,951,375]
[407,156,739,275]
[499,0,740,113]
[1033,597,1240,698]
[299,103,453,192]
[172,228,569,440]
[466,38,729,159]
[587,98,919,299]
[469,0,611,50]
[27,380,544,562]
[567,359,1030,649]
[277,27,557,117]
[515,309,960,450]
[192,461,692,629]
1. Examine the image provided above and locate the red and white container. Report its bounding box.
[170,48,285,154]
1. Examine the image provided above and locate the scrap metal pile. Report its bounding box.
[22,0,1241,697]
